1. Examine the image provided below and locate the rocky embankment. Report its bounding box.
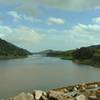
[9,82,100,100]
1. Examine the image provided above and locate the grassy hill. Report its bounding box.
[0,38,31,59]
[45,45,100,67]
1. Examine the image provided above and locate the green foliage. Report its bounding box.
[0,38,31,58]
[72,47,94,59]
[92,54,100,61]
[44,45,100,67]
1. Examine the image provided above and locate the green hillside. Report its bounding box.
[0,38,31,59]
[46,45,100,67]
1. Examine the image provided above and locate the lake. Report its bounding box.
[0,55,100,99]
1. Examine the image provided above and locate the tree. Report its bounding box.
[73,47,94,59]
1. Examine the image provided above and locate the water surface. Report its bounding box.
[0,55,100,99]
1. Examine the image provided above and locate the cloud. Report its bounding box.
[72,24,100,34]
[13,26,42,43]
[0,25,42,44]
[93,17,100,24]
[0,0,38,16]
[0,25,12,34]
[8,11,42,23]
[48,17,64,25]
[0,22,100,51]
[30,22,100,51]
[65,23,100,45]
[23,15,42,23]
[41,0,100,11]
[0,0,100,16]
[8,11,21,21]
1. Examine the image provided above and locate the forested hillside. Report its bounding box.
[0,38,31,59]
[45,45,100,67]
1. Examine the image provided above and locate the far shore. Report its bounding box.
[0,55,29,60]
[46,54,100,68]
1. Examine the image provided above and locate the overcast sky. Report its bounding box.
[0,0,100,52]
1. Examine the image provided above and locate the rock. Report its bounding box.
[14,92,26,100]
[96,90,100,99]
[48,90,72,100]
[83,91,90,97]
[88,91,97,100]
[39,96,48,100]
[34,90,47,100]
[13,92,34,100]
[7,82,100,100]
[63,88,68,93]
[87,84,98,89]
[75,94,86,100]
[79,83,87,92]
[88,96,97,100]
[26,93,34,100]
[48,97,58,100]
[73,87,78,91]
[57,88,68,93]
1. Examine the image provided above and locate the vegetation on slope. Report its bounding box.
[0,38,31,59]
[46,45,100,67]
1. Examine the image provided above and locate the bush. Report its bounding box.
[92,53,100,61]
[73,47,94,59]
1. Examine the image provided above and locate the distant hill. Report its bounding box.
[0,38,31,59]
[37,49,54,54]
[43,45,100,67]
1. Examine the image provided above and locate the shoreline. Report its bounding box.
[54,56,100,68]
[9,82,100,100]
[72,59,100,68]
[0,55,32,60]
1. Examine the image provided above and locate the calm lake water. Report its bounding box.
[0,55,100,99]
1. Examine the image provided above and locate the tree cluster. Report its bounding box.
[72,47,94,59]
[0,38,30,57]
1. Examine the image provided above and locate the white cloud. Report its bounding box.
[65,23,100,45]
[0,0,100,16]
[8,11,42,23]
[13,26,42,43]
[23,15,42,23]
[8,11,21,21]
[48,17,64,25]
[0,16,100,51]
[41,0,100,11]
[0,25,42,44]
[93,17,100,24]
[72,24,100,34]
[29,23,100,51]
[0,26,12,34]
[23,15,35,22]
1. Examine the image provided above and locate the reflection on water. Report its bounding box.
[0,55,100,98]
